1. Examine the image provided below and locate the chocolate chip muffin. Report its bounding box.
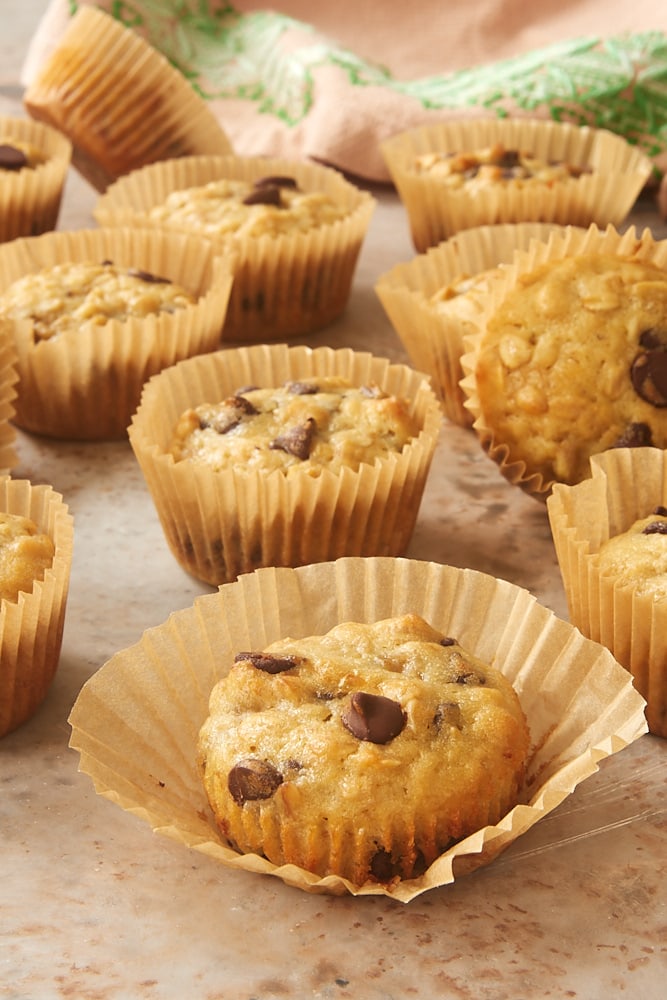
[472,252,667,490]
[413,143,587,191]
[597,506,667,600]
[197,613,530,886]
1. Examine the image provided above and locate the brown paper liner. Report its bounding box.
[0,320,18,473]
[376,222,577,427]
[548,447,667,738]
[23,6,233,193]
[68,556,647,899]
[0,475,73,738]
[0,227,234,441]
[128,343,442,585]
[381,118,653,252]
[94,154,376,342]
[460,223,667,502]
[0,115,71,243]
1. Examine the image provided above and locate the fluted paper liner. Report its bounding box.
[460,223,667,501]
[128,344,442,585]
[94,154,376,342]
[0,227,234,440]
[376,222,574,427]
[0,475,73,738]
[0,115,71,243]
[0,320,18,472]
[68,556,647,900]
[548,447,667,738]
[23,5,232,192]
[381,118,652,252]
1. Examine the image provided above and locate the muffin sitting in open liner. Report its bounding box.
[0,226,233,441]
[0,115,71,244]
[459,223,667,502]
[67,556,647,899]
[128,343,442,586]
[375,222,575,427]
[23,5,232,193]
[93,154,376,342]
[548,447,667,739]
[380,118,652,252]
[0,475,73,738]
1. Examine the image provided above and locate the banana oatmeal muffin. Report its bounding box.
[197,613,530,886]
[597,506,667,600]
[413,143,587,190]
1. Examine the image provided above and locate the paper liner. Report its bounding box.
[375,222,577,427]
[0,320,18,473]
[548,447,667,738]
[0,115,71,243]
[0,475,73,738]
[68,556,647,899]
[23,5,232,193]
[380,118,653,252]
[128,343,442,585]
[0,227,234,441]
[460,223,667,502]
[94,154,376,342]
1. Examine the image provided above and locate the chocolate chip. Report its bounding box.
[227,758,283,805]
[269,418,316,460]
[439,637,457,647]
[200,396,257,434]
[285,380,319,395]
[454,670,485,685]
[642,521,667,535]
[254,175,298,190]
[127,267,171,284]
[243,185,282,207]
[234,651,299,674]
[341,691,406,744]
[0,144,28,171]
[653,506,667,517]
[631,330,667,407]
[433,702,463,730]
[612,422,654,448]
[495,148,522,169]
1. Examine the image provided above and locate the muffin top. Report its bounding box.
[427,267,503,324]
[598,505,667,600]
[0,512,55,603]
[168,375,420,476]
[474,252,667,486]
[147,174,348,240]
[0,260,196,341]
[413,143,587,190]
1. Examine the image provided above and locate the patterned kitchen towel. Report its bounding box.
[22,0,667,182]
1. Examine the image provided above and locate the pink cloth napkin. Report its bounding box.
[22,0,667,182]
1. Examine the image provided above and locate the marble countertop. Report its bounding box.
[2,5,667,998]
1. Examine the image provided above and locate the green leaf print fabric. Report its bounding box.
[23,0,667,182]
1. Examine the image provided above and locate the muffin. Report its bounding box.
[93,154,376,341]
[460,223,667,501]
[197,612,531,885]
[23,5,232,192]
[548,446,667,738]
[68,557,648,899]
[0,475,73,738]
[0,226,233,440]
[128,344,442,585]
[380,118,652,251]
[0,115,71,243]
[376,222,569,426]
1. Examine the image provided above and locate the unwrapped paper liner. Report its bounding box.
[548,447,667,739]
[68,556,647,901]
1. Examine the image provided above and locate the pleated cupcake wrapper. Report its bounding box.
[548,447,667,739]
[380,118,653,252]
[128,343,442,586]
[0,226,234,440]
[0,322,18,473]
[23,5,232,193]
[67,556,647,900]
[376,222,574,427]
[459,222,667,502]
[0,475,73,738]
[0,115,71,243]
[94,154,376,341]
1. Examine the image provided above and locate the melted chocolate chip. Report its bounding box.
[653,505,667,517]
[612,422,654,448]
[285,380,319,395]
[631,330,667,407]
[495,148,522,169]
[243,186,282,207]
[127,267,171,284]
[439,637,457,647]
[642,521,667,535]
[200,396,257,434]
[227,758,283,805]
[254,175,298,190]
[0,144,28,171]
[454,670,485,685]
[269,418,316,460]
[341,691,406,744]
[234,651,299,674]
